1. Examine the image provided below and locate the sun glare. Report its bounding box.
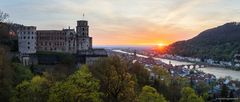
[157,43,165,47]
[153,43,167,53]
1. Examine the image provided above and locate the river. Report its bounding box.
[113,50,240,80]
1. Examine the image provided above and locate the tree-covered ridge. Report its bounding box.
[167,22,240,61]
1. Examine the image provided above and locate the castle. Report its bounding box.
[17,20,107,65]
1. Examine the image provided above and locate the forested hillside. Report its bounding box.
[167,22,240,61]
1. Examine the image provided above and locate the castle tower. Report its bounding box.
[76,20,89,36]
[18,26,37,54]
[17,26,37,66]
[76,20,92,51]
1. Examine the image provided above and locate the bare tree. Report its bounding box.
[0,10,9,22]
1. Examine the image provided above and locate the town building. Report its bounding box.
[234,54,240,63]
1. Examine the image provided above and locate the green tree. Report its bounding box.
[195,81,210,101]
[129,62,150,91]
[0,10,10,40]
[151,66,171,86]
[139,85,167,102]
[151,66,172,101]
[12,63,33,86]
[48,65,102,102]
[0,46,14,101]
[152,68,188,102]
[167,83,181,102]
[221,84,229,98]
[11,76,50,102]
[180,87,204,102]
[90,56,137,102]
[43,54,77,82]
[43,63,75,82]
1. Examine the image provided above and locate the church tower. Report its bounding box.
[76,20,92,51]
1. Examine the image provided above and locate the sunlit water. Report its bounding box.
[113,50,240,80]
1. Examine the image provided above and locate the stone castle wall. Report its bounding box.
[18,20,93,54]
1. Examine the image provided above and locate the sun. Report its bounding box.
[154,43,167,53]
[157,43,165,47]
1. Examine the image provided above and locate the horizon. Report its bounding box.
[1,0,240,46]
[93,44,157,48]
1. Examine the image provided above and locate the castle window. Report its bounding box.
[28,42,30,44]
[28,46,30,49]
[28,36,30,39]
[23,36,26,39]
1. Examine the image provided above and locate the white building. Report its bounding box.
[17,26,37,65]
[17,26,37,54]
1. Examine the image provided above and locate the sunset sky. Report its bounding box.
[1,0,240,46]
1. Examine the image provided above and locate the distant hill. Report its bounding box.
[166,22,240,61]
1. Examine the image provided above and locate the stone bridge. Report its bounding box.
[175,64,207,69]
